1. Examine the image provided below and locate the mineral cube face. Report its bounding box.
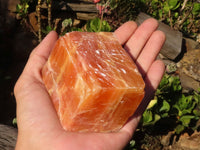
[42,32,145,132]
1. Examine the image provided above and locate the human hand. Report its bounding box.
[14,18,165,150]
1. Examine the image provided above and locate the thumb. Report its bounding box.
[14,31,62,134]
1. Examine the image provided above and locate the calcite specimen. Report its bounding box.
[42,31,145,132]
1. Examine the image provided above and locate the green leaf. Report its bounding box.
[151,0,159,9]
[174,12,179,18]
[42,25,55,34]
[86,18,111,32]
[179,115,195,127]
[147,98,157,109]
[193,109,200,117]
[129,140,136,148]
[86,18,100,32]
[163,3,170,13]
[175,124,185,134]
[12,118,17,126]
[142,110,153,124]
[16,4,22,12]
[154,114,161,123]
[192,3,200,16]
[161,112,169,118]
[167,0,179,10]
[62,18,72,28]
[25,3,29,9]
[160,100,170,112]
[193,91,200,103]
[158,9,163,19]
[23,3,29,14]
[158,74,169,88]
[173,2,180,10]
[155,89,161,95]
[109,0,118,10]
[173,104,182,116]
[171,76,182,92]
[182,109,192,115]
[175,94,195,115]
[142,111,161,126]
[152,11,157,17]
[101,20,111,32]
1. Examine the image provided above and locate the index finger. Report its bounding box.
[114,21,137,45]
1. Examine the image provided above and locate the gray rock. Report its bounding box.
[177,49,200,82]
[184,38,200,51]
[170,131,200,150]
[0,124,17,150]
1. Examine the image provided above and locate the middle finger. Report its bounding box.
[124,18,158,60]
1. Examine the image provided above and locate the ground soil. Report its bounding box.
[0,1,37,125]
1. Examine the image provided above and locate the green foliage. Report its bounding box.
[143,110,153,124]
[141,74,200,134]
[166,0,180,11]
[57,17,112,35]
[192,2,200,16]
[12,118,17,126]
[86,18,112,32]
[16,0,32,18]
[109,0,119,10]
[107,0,199,38]
[138,0,200,39]
[62,18,73,29]
[96,0,119,10]
[125,139,137,150]
[142,110,161,126]
[173,95,195,116]
[129,140,137,150]
[42,25,55,34]
[111,0,139,21]
[60,18,83,35]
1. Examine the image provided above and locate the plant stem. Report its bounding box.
[37,0,42,42]
[181,0,188,11]
[24,19,38,38]
[177,4,193,29]
[47,0,52,28]
[99,9,104,32]
[99,0,109,32]
[169,9,173,28]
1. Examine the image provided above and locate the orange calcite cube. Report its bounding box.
[42,32,145,132]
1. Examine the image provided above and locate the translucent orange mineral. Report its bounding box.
[42,32,145,132]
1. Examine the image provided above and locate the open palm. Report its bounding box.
[14,18,165,150]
